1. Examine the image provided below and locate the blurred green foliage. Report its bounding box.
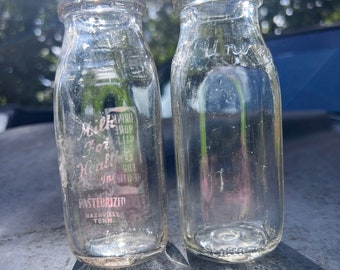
[0,0,340,107]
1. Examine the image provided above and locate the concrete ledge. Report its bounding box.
[0,119,339,269]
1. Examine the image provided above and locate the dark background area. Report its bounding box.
[0,0,340,130]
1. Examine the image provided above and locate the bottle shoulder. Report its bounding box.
[57,25,153,74]
[55,25,157,98]
[173,37,275,73]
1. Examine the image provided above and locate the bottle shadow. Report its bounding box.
[73,242,324,270]
[186,242,324,270]
[72,241,190,270]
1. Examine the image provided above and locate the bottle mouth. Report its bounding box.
[58,0,146,22]
[173,0,262,13]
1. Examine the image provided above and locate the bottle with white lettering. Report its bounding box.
[171,0,284,263]
[54,0,167,267]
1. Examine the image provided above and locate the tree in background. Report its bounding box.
[0,0,339,107]
[0,0,62,107]
[259,0,340,35]
[144,0,179,66]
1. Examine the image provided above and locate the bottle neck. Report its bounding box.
[178,0,262,43]
[176,0,261,15]
[58,0,145,28]
[180,0,260,23]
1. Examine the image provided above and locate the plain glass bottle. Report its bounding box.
[54,0,167,268]
[171,0,284,263]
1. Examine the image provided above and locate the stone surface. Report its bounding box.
[0,124,74,270]
[0,117,339,269]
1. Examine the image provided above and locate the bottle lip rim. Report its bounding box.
[58,0,146,21]
[173,0,262,13]
[58,0,145,5]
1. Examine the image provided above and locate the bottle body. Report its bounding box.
[171,0,283,263]
[54,1,167,268]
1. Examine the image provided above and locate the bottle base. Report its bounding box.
[73,231,166,268]
[76,250,163,269]
[76,247,165,269]
[185,222,280,263]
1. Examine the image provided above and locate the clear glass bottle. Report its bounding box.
[171,0,284,263]
[54,0,167,268]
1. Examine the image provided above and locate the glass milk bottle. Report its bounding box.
[54,0,167,268]
[171,0,284,263]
